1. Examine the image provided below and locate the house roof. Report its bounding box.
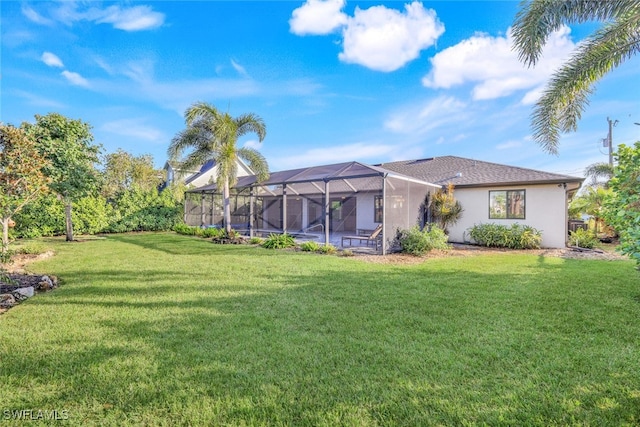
[377,156,584,188]
[184,159,216,185]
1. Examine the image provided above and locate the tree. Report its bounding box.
[603,142,640,267]
[512,0,640,153]
[24,113,101,241]
[168,102,268,233]
[584,162,615,188]
[426,183,463,234]
[569,185,611,234]
[0,125,50,257]
[102,149,164,199]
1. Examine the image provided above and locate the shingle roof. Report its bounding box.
[377,156,584,188]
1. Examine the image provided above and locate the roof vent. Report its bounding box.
[456,172,462,178]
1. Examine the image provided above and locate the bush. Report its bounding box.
[340,249,354,257]
[569,228,599,249]
[468,223,542,249]
[300,241,321,252]
[396,225,450,256]
[174,223,197,235]
[248,237,263,245]
[262,233,296,249]
[211,229,244,244]
[317,244,337,254]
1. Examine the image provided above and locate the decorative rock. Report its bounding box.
[0,293,16,307]
[12,287,34,300]
[38,276,55,291]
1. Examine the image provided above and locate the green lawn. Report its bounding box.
[1,233,639,426]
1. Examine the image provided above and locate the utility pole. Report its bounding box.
[606,117,618,166]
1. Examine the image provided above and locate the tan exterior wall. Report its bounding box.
[448,184,569,248]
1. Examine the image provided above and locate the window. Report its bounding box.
[374,195,383,223]
[489,190,525,219]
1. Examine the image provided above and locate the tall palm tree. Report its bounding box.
[168,102,269,233]
[512,0,640,154]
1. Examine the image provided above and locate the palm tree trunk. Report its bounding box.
[64,198,74,242]
[223,178,231,234]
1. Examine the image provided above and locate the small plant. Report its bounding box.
[468,223,542,249]
[395,225,450,256]
[248,237,264,245]
[569,228,599,249]
[317,244,337,254]
[174,223,197,235]
[211,229,245,244]
[300,241,321,252]
[261,233,296,249]
[340,249,354,257]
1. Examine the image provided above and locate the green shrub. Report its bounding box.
[248,237,263,245]
[340,249,354,257]
[317,244,337,254]
[262,233,296,249]
[569,228,599,249]
[468,223,542,249]
[300,241,321,252]
[173,223,197,235]
[396,225,450,256]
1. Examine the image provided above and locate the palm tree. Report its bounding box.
[512,0,640,154]
[168,102,269,233]
[584,161,615,187]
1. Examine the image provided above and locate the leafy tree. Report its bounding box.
[603,142,640,266]
[168,102,268,233]
[24,113,101,241]
[0,124,50,256]
[102,149,164,199]
[512,0,640,153]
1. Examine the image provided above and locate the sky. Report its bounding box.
[2,0,639,177]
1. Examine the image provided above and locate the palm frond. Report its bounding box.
[530,13,640,153]
[184,102,221,126]
[238,147,270,182]
[512,0,639,66]
[234,113,267,142]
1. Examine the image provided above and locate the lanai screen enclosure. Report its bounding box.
[184,162,440,254]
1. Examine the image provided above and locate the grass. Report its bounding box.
[1,232,639,426]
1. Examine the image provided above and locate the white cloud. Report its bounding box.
[41,52,64,68]
[422,27,575,101]
[496,140,523,150]
[384,96,467,135]
[339,2,444,72]
[21,5,54,26]
[61,70,90,87]
[95,5,165,31]
[289,0,347,35]
[231,59,249,78]
[101,119,165,142]
[25,3,164,32]
[13,89,66,109]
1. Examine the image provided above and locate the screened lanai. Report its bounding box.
[184,162,441,254]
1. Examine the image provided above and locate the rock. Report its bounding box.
[0,293,16,307]
[12,286,34,300]
[38,276,55,291]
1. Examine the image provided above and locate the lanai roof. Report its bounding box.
[187,161,440,194]
[378,156,584,188]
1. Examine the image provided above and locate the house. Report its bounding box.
[163,158,254,189]
[378,156,583,248]
[184,156,584,252]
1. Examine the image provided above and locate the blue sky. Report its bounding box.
[2,1,639,176]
